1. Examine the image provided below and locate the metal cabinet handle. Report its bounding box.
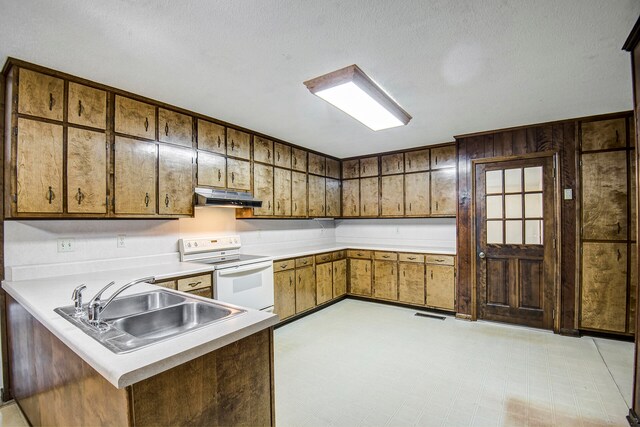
[277,201,280,211]
[165,122,169,136]
[616,130,619,143]
[217,136,221,147]
[408,159,412,168]
[188,281,202,288]
[617,249,622,261]
[49,93,54,111]
[144,192,150,207]
[218,170,222,181]
[289,276,292,286]
[294,202,297,211]
[409,203,412,211]
[431,271,434,279]
[268,201,271,209]
[383,255,389,259]
[436,201,439,211]
[398,203,400,211]
[478,252,486,259]
[47,186,55,204]
[397,160,400,170]
[231,172,235,183]
[144,117,149,132]
[165,194,170,207]
[280,263,287,269]
[302,260,307,264]
[294,157,297,166]
[435,156,438,165]
[231,140,235,151]
[617,222,621,234]
[268,150,271,160]
[277,152,280,161]
[75,188,84,205]
[435,258,445,262]
[78,100,83,117]
[408,257,416,260]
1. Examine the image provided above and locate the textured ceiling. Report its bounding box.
[1,0,639,157]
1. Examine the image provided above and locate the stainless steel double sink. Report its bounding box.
[55,290,246,354]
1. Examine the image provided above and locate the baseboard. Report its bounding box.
[274,295,348,328]
[455,313,473,321]
[345,295,456,316]
[559,328,580,337]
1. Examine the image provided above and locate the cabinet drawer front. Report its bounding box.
[197,120,226,155]
[158,108,193,147]
[67,128,107,214]
[348,250,372,259]
[226,129,251,159]
[68,82,107,129]
[326,158,341,179]
[405,149,430,172]
[295,256,314,268]
[425,255,455,265]
[333,250,346,260]
[274,259,295,271]
[360,157,379,177]
[158,145,194,216]
[315,253,333,264]
[342,159,360,179]
[374,251,398,261]
[381,153,404,175]
[18,68,64,121]
[308,153,326,176]
[177,274,212,291]
[226,158,251,191]
[399,253,425,263]
[292,148,307,172]
[115,96,156,139]
[156,280,177,290]
[274,142,291,168]
[582,118,627,151]
[430,145,456,169]
[197,152,226,188]
[254,136,274,164]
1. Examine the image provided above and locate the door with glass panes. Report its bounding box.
[475,156,556,329]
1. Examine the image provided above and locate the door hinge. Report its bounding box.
[553,309,555,320]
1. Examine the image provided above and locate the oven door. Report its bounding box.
[214,260,274,311]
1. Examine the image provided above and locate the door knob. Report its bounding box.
[478,252,486,259]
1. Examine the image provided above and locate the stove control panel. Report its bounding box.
[179,235,241,256]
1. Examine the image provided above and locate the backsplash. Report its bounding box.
[335,218,456,248]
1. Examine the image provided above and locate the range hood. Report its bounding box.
[195,188,263,208]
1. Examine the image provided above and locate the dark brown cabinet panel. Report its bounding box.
[405,172,430,216]
[342,159,360,179]
[381,153,404,175]
[227,129,251,159]
[398,262,425,305]
[430,145,456,169]
[373,260,398,300]
[431,169,456,216]
[292,148,307,172]
[18,68,64,121]
[67,128,107,214]
[158,145,194,216]
[158,108,193,148]
[291,171,307,217]
[381,175,404,216]
[197,152,226,188]
[114,96,156,140]
[360,156,379,177]
[295,266,315,313]
[326,158,341,179]
[197,120,226,155]
[114,136,156,215]
[274,142,291,168]
[308,153,326,176]
[254,136,274,165]
[326,178,341,217]
[582,118,627,151]
[308,175,325,217]
[226,158,251,191]
[253,163,274,216]
[274,167,291,216]
[349,259,372,296]
[405,149,430,173]
[316,262,333,305]
[68,82,107,130]
[274,269,296,320]
[360,177,379,216]
[342,179,360,217]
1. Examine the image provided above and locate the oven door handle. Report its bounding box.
[216,261,273,276]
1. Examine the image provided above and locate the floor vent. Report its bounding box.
[414,313,446,320]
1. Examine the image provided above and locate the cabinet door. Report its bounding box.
[342,159,360,179]
[226,158,251,191]
[291,171,307,217]
[308,175,326,217]
[68,82,107,129]
[360,157,378,177]
[274,142,291,168]
[582,151,628,240]
[399,263,425,305]
[253,163,274,216]
[381,153,404,175]
[292,148,307,172]
[197,152,226,188]
[326,158,341,179]
[114,96,156,140]
[630,243,637,334]
[582,118,627,151]
[333,259,347,297]
[381,175,404,216]
[405,172,430,216]
[254,136,274,164]
[349,259,372,296]
[373,260,398,300]
[581,242,627,332]
[405,149,430,172]
[197,120,226,155]
[274,270,296,320]
[431,169,456,216]
[227,129,251,159]
[326,178,341,217]
[316,262,333,305]
[158,145,194,215]
[426,265,455,310]
[430,145,456,169]
[158,108,193,147]
[342,179,360,217]
[360,177,379,217]
[274,167,291,216]
[16,118,63,213]
[18,69,64,121]
[67,128,107,214]
[631,151,636,240]
[295,266,316,313]
[308,153,326,176]
[114,136,156,215]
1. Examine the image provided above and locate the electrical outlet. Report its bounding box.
[117,235,126,248]
[57,238,75,253]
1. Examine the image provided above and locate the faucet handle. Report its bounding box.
[72,284,87,317]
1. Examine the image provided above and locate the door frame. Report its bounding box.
[470,151,562,333]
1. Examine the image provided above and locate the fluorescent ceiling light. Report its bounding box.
[304,64,411,131]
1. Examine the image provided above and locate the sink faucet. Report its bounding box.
[71,284,87,318]
[87,276,156,329]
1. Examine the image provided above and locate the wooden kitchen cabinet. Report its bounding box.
[291,171,307,217]
[158,108,193,147]
[326,158,341,179]
[226,128,251,159]
[349,258,372,296]
[381,175,404,216]
[430,145,456,169]
[274,142,291,168]
[197,119,226,155]
[360,156,379,177]
[631,151,636,240]
[342,159,360,179]
[18,68,64,121]
[254,136,274,164]
[114,96,156,140]
[426,264,455,310]
[316,262,333,305]
[405,149,430,173]
[274,167,292,216]
[66,127,107,214]
[373,260,398,300]
[630,243,638,334]
[67,82,107,129]
[308,174,325,217]
[326,178,341,217]
[295,265,315,313]
[431,169,456,216]
[405,172,430,216]
[381,153,404,175]
[226,158,251,191]
[197,152,226,188]
[581,118,627,151]
[342,179,360,217]
[333,259,347,297]
[253,163,274,216]
[291,148,307,172]
[308,153,326,176]
[360,177,379,216]
[398,261,425,305]
[114,136,157,215]
[274,268,296,320]
[158,145,194,216]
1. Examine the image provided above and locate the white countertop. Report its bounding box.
[2,261,278,389]
[264,243,456,260]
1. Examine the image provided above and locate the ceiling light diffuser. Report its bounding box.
[304,64,411,131]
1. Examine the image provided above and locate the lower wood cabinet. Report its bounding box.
[398,261,425,305]
[295,265,315,313]
[373,259,398,300]
[155,273,213,299]
[316,262,333,305]
[333,259,347,297]
[274,268,296,320]
[349,258,372,296]
[426,264,455,310]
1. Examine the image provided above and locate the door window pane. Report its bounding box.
[487,220,503,244]
[525,220,543,245]
[525,193,543,218]
[504,168,522,192]
[524,166,543,192]
[505,194,522,218]
[486,170,502,194]
[487,195,503,219]
[505,220,523,244]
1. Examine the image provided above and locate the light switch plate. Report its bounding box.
[563,188,573,200]
[57,238,75,253]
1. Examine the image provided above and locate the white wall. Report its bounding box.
[335,218,456,249]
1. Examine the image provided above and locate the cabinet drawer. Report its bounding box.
[18,68,64,121]
[274,259,295,271]
[188,287,213,299]
[333,250,346,260]
[374,251,398,261]
[197,119,226,155]
[177,274,212,292]
[315,253,333,264]
[296,256,314,268]
[227,128,251,159]
[254,136,274,164]
[156,280,177,290]
[68,82,107,129]
[348,250,372,259]
[158,108,193,147]
[425,255,455,265]
[399,253,425,263]
[114,96,156,140]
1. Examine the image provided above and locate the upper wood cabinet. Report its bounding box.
[274,167,291,216]
[16,118,64,213]
[114,96,156,139]
[197,120,226,155]
[226,158,251,191]
[253,163,274,216]
[158,145,194,216]
[360,157,378,177]
[197,152,226,188]
[308,175,325,217]
[381,153,404,175]
[114,136,157,215]
[67,82,107,129]
[291,171,307,217]
[342,159,359,179]
[158,108,193,147]
[381,175,404,216]
[67,128,107,214]
[291,148,307,172]
[342,179,360,217]
[431,169,456,216]
[18,69,64,121]
[274,142,291,168]
[326,178,340,217]
[308,153,326,176]
[405,149,430,173]
[405,172,430,216]
[360,177,379,216]
[254,136,274,165]
[582,118,627,151]
[430,146,456,169]
[326,158,340,179]
[227,129,251,159]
